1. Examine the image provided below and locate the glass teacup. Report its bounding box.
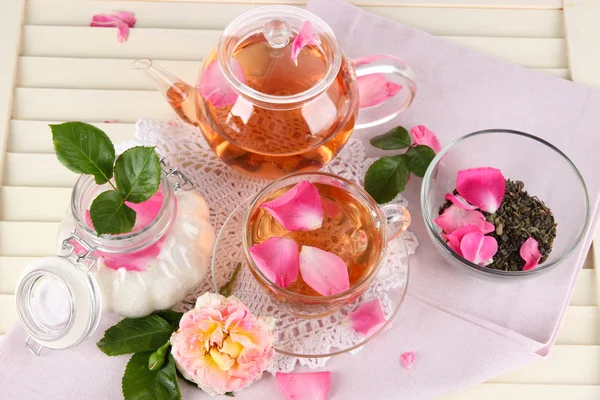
[242,172,411,317]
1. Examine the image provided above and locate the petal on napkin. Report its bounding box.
[260,181,323,231]
[456,167,506,213]
[322,198,342,218]
[520,237,542,271]
[347,299,387,336]
[357,74,403,108]
[460,231,498,266]
[445,193,477,211]
[400,352,416,369]
[299,246,349,296]
[291,21,318,65]
[411,125,442,153]
[434,205,495,235]
[249,237,299,288]
[445,224,482,256]
[276,371,331,400]
[199,58,247,108]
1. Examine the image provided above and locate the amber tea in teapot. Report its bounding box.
[137,6,417,179]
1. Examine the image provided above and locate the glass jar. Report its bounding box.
[15,165,215,354]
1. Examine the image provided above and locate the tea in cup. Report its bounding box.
[242,172,410,317]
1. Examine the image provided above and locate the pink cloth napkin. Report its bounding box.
[1,1,600,399]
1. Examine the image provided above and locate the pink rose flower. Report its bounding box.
[411,125,441,153]
[170,293,275,395]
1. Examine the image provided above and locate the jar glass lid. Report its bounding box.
[15,256,102,353]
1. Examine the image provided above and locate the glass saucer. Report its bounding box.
[211,197,411,358]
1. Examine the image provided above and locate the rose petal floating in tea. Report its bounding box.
[400,351,416,370]
[290,21,319,65]
[276,371,331,400]
[411,125,441,153]
[445,193,477,210]
[456,167,506,213]
[357,74,403,109]
[299,246,350,296]
[91,12,136,43]
[347,298,387,336]
[434,205,494,235]
[460,231,498,266]
[322,198,342,218]
[249,237,299,288]
[445,224,483,256]
[199,58,247,108]
[520,237,543,271]
[260,180,323,231]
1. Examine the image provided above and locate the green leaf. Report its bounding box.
[404,145,436,177]
[50,122,115,185]
[225,392,235,397]
[153,310,184,330]
[114,146,162,203]
[89,190,136,236]
[369,126,411,150]
[219,263,242,297]
[97,315,174,356]
[364,155,410,204]
[122,352,181,400]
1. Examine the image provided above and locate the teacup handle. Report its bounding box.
[379,201,411,241]
[352,55,417,129]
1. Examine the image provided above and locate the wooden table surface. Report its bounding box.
[0,0,598,398]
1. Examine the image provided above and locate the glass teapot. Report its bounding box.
[134,6,416,179]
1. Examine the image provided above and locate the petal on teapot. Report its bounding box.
[357,74,402,108]
[291,21,318,65]
[199,58,247,108]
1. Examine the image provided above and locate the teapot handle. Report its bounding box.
[352,55,417,129]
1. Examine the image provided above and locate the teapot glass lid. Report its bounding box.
[217,6,342,106]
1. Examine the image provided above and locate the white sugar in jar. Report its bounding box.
[15,168,215,354]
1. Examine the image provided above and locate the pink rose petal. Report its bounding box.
[91,12,135,43]
[460,231,498,266]
[291,21,319,65]
[456,167,506,213]
[249,237,299,288]
[520,237,542,271]
[347,299,387,336]
[115,21,130,44]
[113,11,136,27]
[400,352,416,369]
[299,246,349,296]
[445,193,477,211]
[260,181,323,231]
[357,74,403,108]
[91,15,119,25]
[411,125,442,153]
[199,58,246,108]
[352,55,381,68]
[434,205,495,235]
[276,372,331,400]
[445,224,482,256]
[322,198,342,218]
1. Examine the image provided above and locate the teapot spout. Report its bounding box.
[133,58,197,126]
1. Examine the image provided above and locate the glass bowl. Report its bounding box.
[421,129,589,279]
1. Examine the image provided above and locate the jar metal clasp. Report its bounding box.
[160,157,195,191]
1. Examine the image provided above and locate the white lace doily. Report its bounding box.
[134,118,419,372]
